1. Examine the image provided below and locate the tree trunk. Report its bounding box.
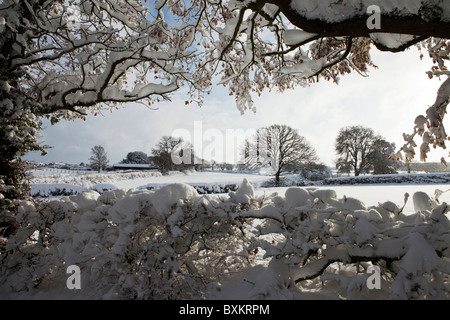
[275,171,281,185]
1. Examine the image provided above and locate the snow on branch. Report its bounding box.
[184,1,450,113]
[1,0,209,120]
[399,77,450,162]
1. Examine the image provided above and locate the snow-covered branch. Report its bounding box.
[399,77,450,162]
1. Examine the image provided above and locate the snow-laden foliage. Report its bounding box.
[144,0,450,162]
[182,0,450,115]
[397,75,450,163]
[1,179,449,299]
[0,0,199,226]
[0,181,259,299]
[244,186,450,299]
[0,57,44,237]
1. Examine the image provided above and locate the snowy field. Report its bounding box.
[29,169,450,214]
[29,169,270,190]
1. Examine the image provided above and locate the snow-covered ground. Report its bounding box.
[29,169,450,214]
[29,169,272,188]
[28,169,272,196]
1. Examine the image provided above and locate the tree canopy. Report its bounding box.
[121,151,151,165]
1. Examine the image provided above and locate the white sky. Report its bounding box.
[24,46,448,168]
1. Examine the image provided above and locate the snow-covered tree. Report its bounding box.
[0,0,205,227]
[368,139,399,174]
[0,63,43,236]
[89,145,109,173]
[180,0,450,162]
[121,151,150,165]
[242,125,318,184]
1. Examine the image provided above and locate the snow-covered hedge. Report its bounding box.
[1,180,449,299]
[30,183,118,198]
[1,180,258,299]
[242,188,450,299]
[145,183,239,195]
[323,173,450,185]
[29,170,163,187]
[30,183,240,198]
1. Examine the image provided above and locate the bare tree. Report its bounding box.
[242,124,318,184]
[89,145,109,173]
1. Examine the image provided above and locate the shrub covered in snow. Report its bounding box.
[300,165,333,181]
[242,187,450,299]
[1,180,450,299]
[0,181,260,299]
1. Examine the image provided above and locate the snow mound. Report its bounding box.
[108,190,154,224]
[229,178,254,204]
[97,189,127,205]
[284,187,314,210]
[69,190,100,211]
[152,183,198,215]
[412,191,436,212]
[310,189,337,203]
